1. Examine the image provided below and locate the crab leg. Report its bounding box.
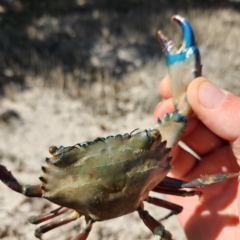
[0,165,42,197]
[152,177,202,197]
[152,186,201,197]
[181,173,240,188]
[74,218,94,240]
[145,196,183,221]
[29,206,70,224]
[145,196,182,214]
[158,15,201,120]
[153,173,240,194]
[34,210,80,239]
[138,207,172,240]
[153,16,203,150]
[159,176,186,188]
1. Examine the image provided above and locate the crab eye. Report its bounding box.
[148,129,160,141]
[49,146,58,155]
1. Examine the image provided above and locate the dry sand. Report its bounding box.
[0,85,186,240]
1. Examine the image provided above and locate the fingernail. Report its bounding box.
[199,82,227,109]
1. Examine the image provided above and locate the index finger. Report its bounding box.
[159,75,171,99]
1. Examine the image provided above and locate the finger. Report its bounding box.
[168,144,198,179]
[170,144,239,187]
[159,75,171,99]
[153,98,175,122]
[187,77,240,160]
[186,144,239,181]
[188,77,240,142]
[168,144,239,233]
[181,118,226,157]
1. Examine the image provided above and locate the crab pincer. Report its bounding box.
[153,15,202,148]
[158,15,201,120]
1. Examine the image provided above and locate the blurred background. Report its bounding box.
[0,0,240,239]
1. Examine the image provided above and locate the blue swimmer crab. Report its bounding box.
[0,15,239,240]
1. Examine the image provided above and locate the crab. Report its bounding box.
[0,15,239,240]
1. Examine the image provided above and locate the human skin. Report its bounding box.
[154,76,240,240]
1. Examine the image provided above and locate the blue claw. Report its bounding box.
[172,15,195,49]
[158,15,202,119]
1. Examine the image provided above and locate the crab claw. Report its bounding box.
[158,15,202,119]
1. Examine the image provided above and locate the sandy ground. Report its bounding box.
[1,2,240,240]
[0,86,186,240]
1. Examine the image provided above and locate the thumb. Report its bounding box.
[187,77,240,160]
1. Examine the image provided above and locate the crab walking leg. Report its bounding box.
[29,206,70,224]
[138,207,172,240]
[0,165,42,197]
[182,173,240,188]
[34,210,80,239]
[153,176,202,196]
[152,173,240,197]
[74,218,94,240]
[161,173,240,188]
[159,176,187,188]
[146,196,183,214]
[152,185,202,197]
[145,196,183,221]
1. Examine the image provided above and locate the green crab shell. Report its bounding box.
[40,129,172,221]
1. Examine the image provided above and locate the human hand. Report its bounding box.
[154,76,240,240]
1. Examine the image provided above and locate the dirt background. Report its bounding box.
[0,1,240,239]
